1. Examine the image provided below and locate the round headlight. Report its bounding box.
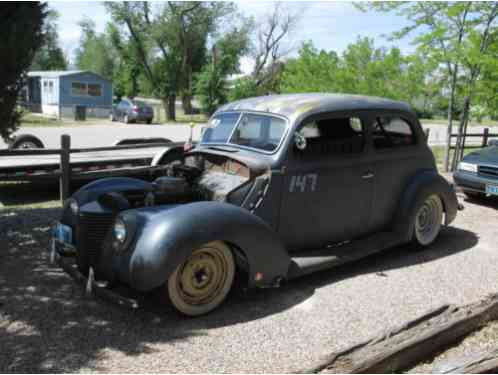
[113,218,127,243]
[68,199,79,215]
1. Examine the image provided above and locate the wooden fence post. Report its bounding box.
[59,134,71,204]
[482,127,489,147]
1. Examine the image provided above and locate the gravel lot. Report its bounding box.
[0,183,497,373]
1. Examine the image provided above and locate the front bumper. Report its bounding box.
[453,170,498,194]
[50,241,140,309]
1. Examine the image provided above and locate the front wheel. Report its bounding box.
[166,241,235,316]
[413,194,443,247]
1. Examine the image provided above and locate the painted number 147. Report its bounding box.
[289,173,318,193]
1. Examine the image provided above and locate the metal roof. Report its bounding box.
[216,93,413,121]
[27,70,110,81]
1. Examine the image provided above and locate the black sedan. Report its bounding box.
[453,139,498,199]
[110,99,154,124]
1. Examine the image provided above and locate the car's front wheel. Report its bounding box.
[166,241,235,316]
[413,194,443,247]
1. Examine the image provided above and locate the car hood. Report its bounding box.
[463,146,498,165]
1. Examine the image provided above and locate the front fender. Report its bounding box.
[394,170,458,242]
[123,202,290,291]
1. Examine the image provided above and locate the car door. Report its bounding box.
[277,113,374,252]
[367,112,432,233]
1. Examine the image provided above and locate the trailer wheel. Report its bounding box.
[166,241,235,316]
[9,134,45,149]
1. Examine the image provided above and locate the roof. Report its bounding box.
[27,70,111,81]
[216,93,413,122]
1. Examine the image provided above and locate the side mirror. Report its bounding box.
[488,139,498,147]
[294,132,307,150]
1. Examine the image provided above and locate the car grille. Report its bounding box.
[77,212,115,267]
[478,165,498,179]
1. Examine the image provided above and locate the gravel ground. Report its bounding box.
[0,184,497,373]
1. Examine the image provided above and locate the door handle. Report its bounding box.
[362,172,374,179]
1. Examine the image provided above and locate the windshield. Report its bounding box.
[201,112,287,152]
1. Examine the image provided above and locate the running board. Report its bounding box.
[287,232,401,279]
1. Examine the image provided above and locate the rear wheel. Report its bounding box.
[166,241,235,316]
[146,119,152,125]
[123,114,130,124]
[413,194,443,247]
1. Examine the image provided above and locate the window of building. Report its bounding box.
[71,82,87,96]
[88,83,102,97]
[296,117,365,156]
[372,116,416,149]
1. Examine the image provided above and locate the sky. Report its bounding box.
[49,1,418,74]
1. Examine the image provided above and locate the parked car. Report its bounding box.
[53,94,459,316]
[453,139,498,199]
[110,99,154,124]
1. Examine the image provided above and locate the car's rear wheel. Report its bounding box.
[463,190,483,200]
[166,241,235,316]
[413,194,443,247]
[123,114,130,124]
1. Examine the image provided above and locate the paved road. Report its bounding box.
[1,185,498,372]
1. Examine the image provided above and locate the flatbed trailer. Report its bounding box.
[0,135,188,202]
[0,145,172,181]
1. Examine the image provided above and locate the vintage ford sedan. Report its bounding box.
[53,94,459,316]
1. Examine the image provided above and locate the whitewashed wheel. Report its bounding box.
[413,194,443,246]
[167,241,235,316]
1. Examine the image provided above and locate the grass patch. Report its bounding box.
[20,113,64,127]
[430,145,476,171]
[150,104,208,124]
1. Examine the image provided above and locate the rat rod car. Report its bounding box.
[53,94,459,316]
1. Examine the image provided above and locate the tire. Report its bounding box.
[9,134,45,150]
[166,241,235,317]
[463,190,483,200]
[123,114,130,124]
[412,194,444,247]
[146,119,152,125]
[109,113,116,122]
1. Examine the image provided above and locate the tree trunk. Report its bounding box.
[451,96,470,171]
[182,92,193,115]
[164,94,176,122]
[181,44,193,115]
[444,66,458,172]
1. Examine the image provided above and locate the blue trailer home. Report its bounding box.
[25,70,113,119]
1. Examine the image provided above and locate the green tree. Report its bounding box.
[31,10,67,70]
[195,24,251,114]
[75,18,115,80]
[360,2,498,170]
[1,3,46,140]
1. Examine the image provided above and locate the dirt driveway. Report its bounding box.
[0,186,497,373]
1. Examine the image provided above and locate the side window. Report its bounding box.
[372,116,416,149]
[296,117,365,157]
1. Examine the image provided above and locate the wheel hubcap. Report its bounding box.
[19,141,37,149]
[176,248,228,306]
[415,195,442,245]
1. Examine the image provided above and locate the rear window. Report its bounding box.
[372,116,415,149]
